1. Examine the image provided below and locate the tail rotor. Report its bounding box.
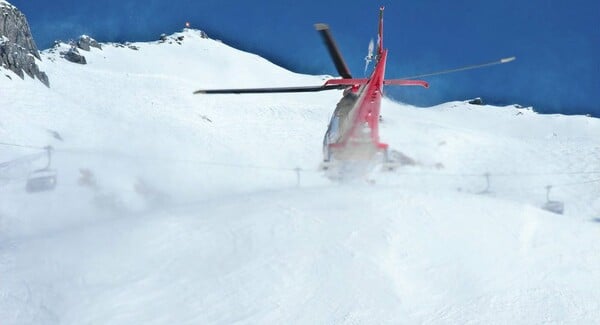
[364,38,375,76]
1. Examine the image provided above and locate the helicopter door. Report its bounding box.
[322,115,340,161]
[325,116,340,144]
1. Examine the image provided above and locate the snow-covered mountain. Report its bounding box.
[2,15,600,325]
[0,0,48,86]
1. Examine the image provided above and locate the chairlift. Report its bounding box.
[477,172,491,194]
[26,169,57,192]
[25,146,57,193]
[541,185,564,215]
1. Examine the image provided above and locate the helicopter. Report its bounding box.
[194,6,514,179]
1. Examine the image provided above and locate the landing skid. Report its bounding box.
[380,161,402,172]
[320,159,376,182]
[380,146,402,172]
[320,160,345,182]
[319,160,336,171]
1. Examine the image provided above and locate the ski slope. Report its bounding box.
[1,29,600,324]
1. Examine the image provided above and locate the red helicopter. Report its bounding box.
[194,6,514,178]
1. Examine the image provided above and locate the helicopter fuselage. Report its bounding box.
[323,49,388,164]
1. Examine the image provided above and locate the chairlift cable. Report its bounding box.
[3,142,597,178]
[551,178,600,188]
[52,147,311,172]
[0,142,46,150]
[482,177,600,192]
[51,146,600,176]
[390,170,600,177]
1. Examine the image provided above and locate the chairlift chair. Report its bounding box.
[542,200,564,215]
[25,168,57,192]
[541,185,564,215]
[25,145,57,193]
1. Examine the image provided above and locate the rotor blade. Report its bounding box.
[398,57,516,79]
[194,84,344,94]
[314,23,353,79]
[384,79,429,88]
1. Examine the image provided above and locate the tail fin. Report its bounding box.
[377,6,384,56]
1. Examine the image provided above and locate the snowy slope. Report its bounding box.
[1,29,600,324]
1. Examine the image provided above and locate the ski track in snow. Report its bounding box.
[1,29,600,324]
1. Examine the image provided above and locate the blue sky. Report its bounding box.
[10,0,600,116]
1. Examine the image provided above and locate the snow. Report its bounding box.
[0,0,14,9]
[1,29,600,323]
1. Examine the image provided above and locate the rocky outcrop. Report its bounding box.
[0,1,49,86]
[158,29,208,44]
[76,35,101,52]
[50,35,101,65]
[466,97,484,105]
[60,46,87,64]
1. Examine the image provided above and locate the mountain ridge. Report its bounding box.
[0,0,48,86]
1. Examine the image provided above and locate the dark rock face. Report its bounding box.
[467,97,484,105]
[61,46,87,64]
[53,35,102,64]
[77,35,101,51]
[158,29,208,44]
[0,1,49,87]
